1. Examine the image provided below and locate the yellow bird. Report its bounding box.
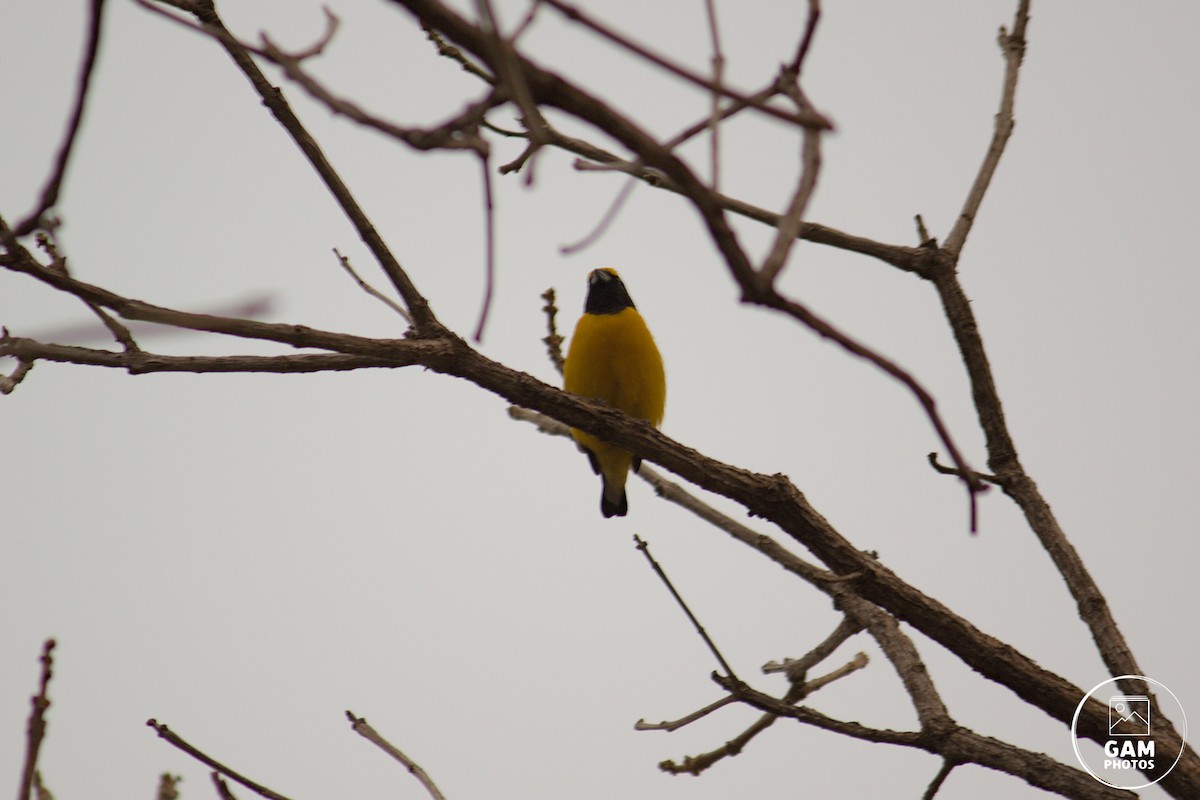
[563,268,666,517]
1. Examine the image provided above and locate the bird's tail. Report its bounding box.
[600,478,628,518]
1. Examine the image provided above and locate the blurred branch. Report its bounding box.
[557,177,637,255]
[32,771,54,800]
[473,150,496,341]
[701,0,724,190]
[473,0,550,183]
[422,22,494,82]
[758,71,822,283]
[211,773,240,800]
[18,639,56,800]
[539,0,831,132]
[788,0,821,74]
[14,0,107,236]
[345,711,447,800]
[156,773,182,800]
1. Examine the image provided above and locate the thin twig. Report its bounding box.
[761,617,862,680]
[787,0,821,74]
[558,177,637,254]
[633,535,737,679]
[914,213,934,246]
[701,0,724,190]
[334,248,414,324]
[146,720,293,800]
[14,0,107,236]
[18,640,56,800]
[540,288,565,375]
[922,759,958,800]
[634,696,736,732]
[942,0,1029,258]
[35,232,140,351]
[211,772,240,800]
[759,72,822,284]
[422,22,495,82]
[663,83,779,151]
[927,452,1001,486]
[472,150,496,341]
[345,711,448,800]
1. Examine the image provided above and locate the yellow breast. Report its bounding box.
[564,307,665,427]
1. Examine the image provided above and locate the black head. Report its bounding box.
[584,268,636,315]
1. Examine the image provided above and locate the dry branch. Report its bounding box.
[18,640,56,800]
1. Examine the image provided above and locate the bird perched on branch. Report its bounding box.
[563,268,666,517]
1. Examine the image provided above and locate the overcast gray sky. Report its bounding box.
[3,1,1197,798]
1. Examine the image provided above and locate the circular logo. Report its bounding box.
[1070,675,1188,789]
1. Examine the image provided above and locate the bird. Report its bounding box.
[563,268,666,517]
